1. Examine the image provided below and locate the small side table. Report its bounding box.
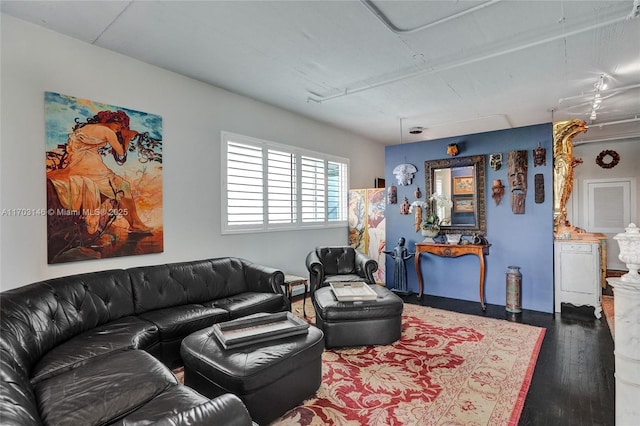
[284,274,308,317]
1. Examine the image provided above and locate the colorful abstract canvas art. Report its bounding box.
[45,92,163,263]
[348,188,386,284]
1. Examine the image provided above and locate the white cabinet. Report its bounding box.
[554,240,602,318]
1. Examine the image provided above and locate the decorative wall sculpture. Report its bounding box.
[533,142,546,167]
[534,174,544,203]
[400,197,410,214]
[45,92,163,263]
[507,150,528,214]
[491,179,505,206]
[552,119,587,231]
[489,153,503,170]
[392,163,417,185]
[409,202,424,232]
[596,149,620,169]
[388,186,397,204]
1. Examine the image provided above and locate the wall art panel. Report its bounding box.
[349,188,386,284]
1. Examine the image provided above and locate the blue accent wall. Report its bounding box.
[385,123,554,313]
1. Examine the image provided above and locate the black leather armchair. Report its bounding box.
[305,246,378,294]
[305,247,403,348]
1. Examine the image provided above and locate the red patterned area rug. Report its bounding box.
[275,299,545,426]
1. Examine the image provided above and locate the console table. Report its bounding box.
[414,242,491,310]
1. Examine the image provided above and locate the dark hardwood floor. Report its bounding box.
[396,293,616,426]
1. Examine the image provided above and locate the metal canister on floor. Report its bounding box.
[506,266,522,314]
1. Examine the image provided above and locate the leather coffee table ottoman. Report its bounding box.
[181,322,324,425]
[313,283,403,348]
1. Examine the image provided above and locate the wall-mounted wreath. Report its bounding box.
[596,150,620,169]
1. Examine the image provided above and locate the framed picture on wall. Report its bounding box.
[454,197,474,213]
[45,92,164,264]
[453,176,474,195]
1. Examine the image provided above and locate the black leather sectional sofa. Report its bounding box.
[0,257,289,425]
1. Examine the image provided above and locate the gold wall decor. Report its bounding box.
[552,119,587,232]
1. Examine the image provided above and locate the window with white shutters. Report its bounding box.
[221,132,349,233]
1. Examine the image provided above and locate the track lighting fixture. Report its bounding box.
[590,74,607,121]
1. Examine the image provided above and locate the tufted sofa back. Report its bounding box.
[0,269,135,425]
[315,247,357,275]
[0,258,284,425]
[0,269,135,379]
[129,257,251,315]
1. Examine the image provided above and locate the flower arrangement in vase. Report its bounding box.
[411,194,452,238]
[420,218,440,238]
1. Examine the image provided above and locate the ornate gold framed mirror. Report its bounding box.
[424,154,486,235]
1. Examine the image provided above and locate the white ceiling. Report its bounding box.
[2,0,640,145]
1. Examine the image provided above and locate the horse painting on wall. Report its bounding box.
[45,92,163,263]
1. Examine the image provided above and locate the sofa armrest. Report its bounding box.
[152,393,254,426]
[354,251,378,284]
[305,250,325,294]
[241,260,285,295]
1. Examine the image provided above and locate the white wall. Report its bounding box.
[570,139,640,270]
[0,15,385,291]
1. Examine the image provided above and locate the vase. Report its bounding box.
[614,223,640,283]
[506,266,522,314]
[421,227,439,238]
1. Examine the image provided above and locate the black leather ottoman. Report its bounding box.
[313,284,403,348]
[181,324,324,425]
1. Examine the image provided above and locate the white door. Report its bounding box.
[583,178,637,270]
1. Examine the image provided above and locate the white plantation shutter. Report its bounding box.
[267,149,296,225]
[301,156,325,223]
[222,132,348,233]
[328,161,347,222]
[226,141,263,226]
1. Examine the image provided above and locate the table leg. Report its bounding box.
[286,285,293,312]
[414,252,424,299]
[302,284,308,318]
[478,253,486,311]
